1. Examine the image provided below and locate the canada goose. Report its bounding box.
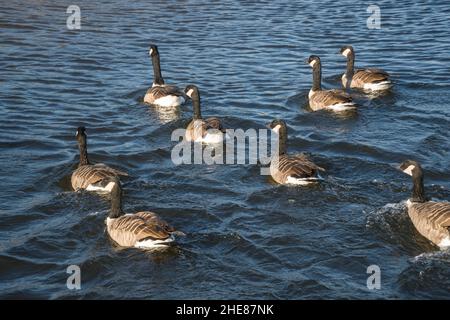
[184,85,226,144]
[71,127,127,192]
[340,45,391,91]
[307,55,356,112]
[268,119,325,185]
[399,160,450,249]
[143,45,186,107]
[106,181,183,249]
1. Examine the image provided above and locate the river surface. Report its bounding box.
[0,0,449,299]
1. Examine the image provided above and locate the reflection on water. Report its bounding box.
[147,104,181,124]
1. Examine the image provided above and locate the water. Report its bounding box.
[1,0,449,299]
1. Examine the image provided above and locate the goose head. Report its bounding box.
[399,160,422,177]
[184,84,199,100]
[306,55,321,69]
[149,44,159,57]
[340,45,354,58]
[268,119,287,134]
[76,126,86,139]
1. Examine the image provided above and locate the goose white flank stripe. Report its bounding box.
[439,237,450,248]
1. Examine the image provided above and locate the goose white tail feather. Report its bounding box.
[153,95,185,107]
[327,103,357,112]
[363,81,392,91]
[286,176,320,185]
[134,235,175,249]
[86,181,116,193]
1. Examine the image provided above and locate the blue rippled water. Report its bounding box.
[0,0,449,299]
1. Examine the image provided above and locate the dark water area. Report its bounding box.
[0,0,449,299]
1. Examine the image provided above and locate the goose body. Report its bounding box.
[143,45,185,107]
[72,163,127,192]
[144,84,185,107]
[107,183,182,249]
[400,160,450,249]
[71,127,127,192]
[308,88,355,112]
[307,55,356,112]
[268,120,324,185]
[184,85,226,144]
[185,118,225,143]
[340,46,391,91]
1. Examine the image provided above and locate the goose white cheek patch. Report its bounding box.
[342,48,351,57]
[186,89,194,98]
[271,124,281,134]
[309,60,317,67]
[149,48,153,55]
[402,165,415,176]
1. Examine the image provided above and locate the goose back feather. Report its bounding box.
[270,153,325,185]
[309,89,354,112]
[71,164,127,191]
[144,84,186,106]
[107,211,175,248]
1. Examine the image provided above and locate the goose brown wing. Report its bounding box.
[420,202,450,229]
[310,90,352,109]
[408,202,450,245]
[71,164,127,190]
[146,85,185,101]
[203,117,223,131]
[108,213,173,247]
[272,154,324,183]
[284,154,325,178]
[354,68,389,83]
[135,211,176,233]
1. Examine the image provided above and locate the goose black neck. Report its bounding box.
[192,92,202,120]
[277,126,287,155]
[312,64,322,91]
[152,53,165,85]
[346,53,355,78]
[78,134,89,166]
[411,173,426,203]
[110,182,124,219]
